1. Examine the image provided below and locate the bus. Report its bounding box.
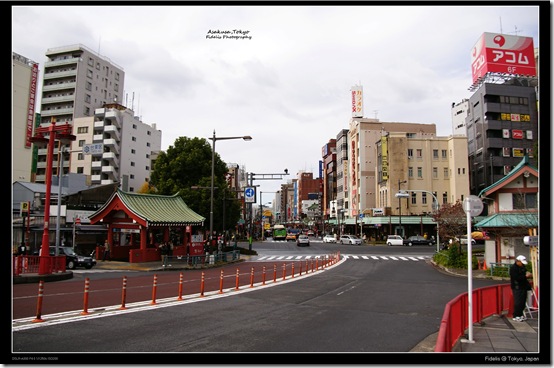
[272,224,287,241]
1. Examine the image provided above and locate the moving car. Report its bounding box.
[286,229,302,241]
[34,246,97,269]
[386,235,404,246]
[323,234,337,243]
[453,236,477,245]
[403,235,434,246]
[339,235,362,245]
[296,234,310,247]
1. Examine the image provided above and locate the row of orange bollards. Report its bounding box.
[478,259,488,270]
[31,252,341,323]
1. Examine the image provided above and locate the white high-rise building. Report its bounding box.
[71,103,162,192]
[35,44,125,183]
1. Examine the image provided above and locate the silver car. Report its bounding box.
[296,234,310,247]
[339,235,362,245]
[323,235,337,243]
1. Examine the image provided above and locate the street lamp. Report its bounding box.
[397,180,407,237]
[208,130,252,250]
[29,118,76,275]
[397,189,441,253]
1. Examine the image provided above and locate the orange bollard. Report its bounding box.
[311,259,314,273]
[235,268,240,290]
[151,274,158,305]
[299,261,303,276]
[219,270,224,294]
[119,276,127,310]
[200,272,205,297]
[177,272,184,300]
[306,259,309,273]
[282,263,286,280]
[262,266,266,285]
[291,263,295,278]
[250,267,254,288]
[316,258,319,271]
[32,280,45,323]
[81,277,90,315]
[273,264,277,282]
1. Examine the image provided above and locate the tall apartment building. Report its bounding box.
[335,129,349,215]
[34,44,125,183]
[321,139,337,221]
[12,52,39,183]
[71,103,162,192]
[296,172,321,218]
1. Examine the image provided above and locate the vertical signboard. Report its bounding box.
[25,63,39,148]
[381,136,389,180]
[471,32,536,85]
[351,85,363,118]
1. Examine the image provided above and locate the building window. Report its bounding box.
[443,192,448,204]
[78,153,84,160]
[87,69,93,79]
[433,149,439,159]
[133,124,137,129]
[408,167,413,178]
[433,167,438,178]
[416,149,422,158]
[147,131,151,135]
[146,153,150,159]
[441,149,447,159]
[78,140,85,147]
[513,193,537,209]
[146,142,151,147]
[77,127,88,134]
[77,167,84,174]
[131,149,135,154]
[411,192,417,205]
[88,57,94,67]
[417,167,422,178]
[130,174,135,179]
[443,167,449,179]
[129,187,134,192]
[422,192,427,205]
[407,149,413,159]
[132,137,136,142]
[146,166,150,170]
[131,162,135,167]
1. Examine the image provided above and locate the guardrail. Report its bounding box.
[13,256,67,275]
[435,283,513,352]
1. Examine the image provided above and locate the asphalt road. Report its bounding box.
[12,240,503,364]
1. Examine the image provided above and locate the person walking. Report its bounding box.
[509,255,532,322]
[102,240,111,261]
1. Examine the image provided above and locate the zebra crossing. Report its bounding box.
[254,254,431,262]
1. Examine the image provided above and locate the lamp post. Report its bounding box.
[208,130,252,249]
[397,180,407,238]
[29,118,75,275]
[396,189,440,253]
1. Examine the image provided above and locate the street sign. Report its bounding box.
[244,187,256,203]
[82,143,103,155]
[463,195,483,217]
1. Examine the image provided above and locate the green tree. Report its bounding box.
[149,136,242,234]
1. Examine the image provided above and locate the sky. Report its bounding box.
[11,3,543,206]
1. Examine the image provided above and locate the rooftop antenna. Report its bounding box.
[510,26,522,36]
[499,16,503,34]
[373,110,379,119]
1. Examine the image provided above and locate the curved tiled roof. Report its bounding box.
[100,189,205,227]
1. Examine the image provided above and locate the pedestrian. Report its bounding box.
[102,240,111,261]
[159,242,169,267]
[509,255,532,322]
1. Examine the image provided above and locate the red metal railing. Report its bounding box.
[13,256,66,275]
[435,283,513,352]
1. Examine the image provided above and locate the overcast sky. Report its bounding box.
[12,3,542,205]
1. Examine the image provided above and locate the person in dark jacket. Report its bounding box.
[509,255,532,322]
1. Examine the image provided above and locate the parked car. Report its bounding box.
[323,234,337,243]
[403,235,434,246]
[339,235,362,245]
[386,235,404,246]
[34,246,96,269]
[296,234,310,247]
